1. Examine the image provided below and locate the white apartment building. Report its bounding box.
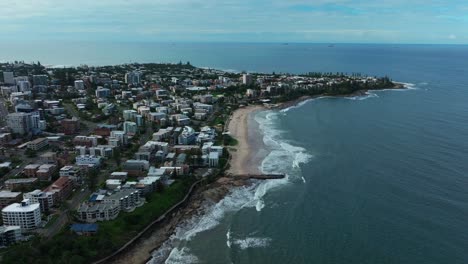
[75,155,102,167]
[2,200,41,231]
[74,80,85,90]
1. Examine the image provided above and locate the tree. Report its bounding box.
[113,148,121,166]
[25,148,37,158]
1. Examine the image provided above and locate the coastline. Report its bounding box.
[274,82,407,110]
[106,83,406,264]
[109,105,268,264]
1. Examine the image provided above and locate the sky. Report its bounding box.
[1,0,467,44]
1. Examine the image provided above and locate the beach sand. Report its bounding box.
[226,105,267,175]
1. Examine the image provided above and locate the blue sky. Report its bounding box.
[1,0,467,43]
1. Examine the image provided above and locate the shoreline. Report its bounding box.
[274,82,407,110]
[107,83,406,264]
[109,105,268,264]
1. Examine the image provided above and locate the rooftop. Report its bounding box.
[0,190,22,198]
[2,201,40,213]
[70,223,98,233]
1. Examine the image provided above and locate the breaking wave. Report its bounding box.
[164,247,199,264]
[150,108,313,263]
[232,237,272,250]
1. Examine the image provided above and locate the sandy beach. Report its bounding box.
[226,105,267,175]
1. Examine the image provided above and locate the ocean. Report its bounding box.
[3,43,468,263]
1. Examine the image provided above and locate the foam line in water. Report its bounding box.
[226,228,232,248]
[232,237,272,250]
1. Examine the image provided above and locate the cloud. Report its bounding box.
[0,0,467,43]
[449,34,457,39]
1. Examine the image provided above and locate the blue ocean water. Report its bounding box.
[3,43,468,263]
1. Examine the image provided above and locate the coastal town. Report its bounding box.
[0,61,397,263]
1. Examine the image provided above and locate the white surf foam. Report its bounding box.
[345,91,379,100]
[280,96,330,113]
[172,185,258,242]
[232,237,272,250]
[226,228,232,248]
[151,109,313,263]
[164,247,199,264]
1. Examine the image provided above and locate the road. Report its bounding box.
[63,103,97,135]
[38,186,92,237]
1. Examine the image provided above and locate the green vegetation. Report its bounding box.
[45,215,59,228]
[223,134,238,146]
[1,178,196,264]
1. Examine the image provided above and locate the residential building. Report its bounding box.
[6,113,31,134]
[109,172,128,181]
[61,118,80,135]
[73,136,98,147]
[75,155,102,167]
[123,121,138,135]
[123,160,149,176]
[36,164,56,181]
[16,80,31,92]
[95,87,110,98]
[123,110,138,121]
[0,226,22,247]
[59,165,82,181]
[74,80,85,90]
[23,190,54,213]
[44,176,74,203]
[3,72,14,85]
[103,189,143,212]
[209,152,219,167]
[32,75,48,86]
[110,131,127,146]
[2,200,41,231]
[39,152,57,165]
[178,126,196,145]
[27,138,48,151]
[125,71,142,85]
[106,179,121,190]
[242,73,253,85]
[4,178,38,190]
[23,164,41,177]
[0,191,22,209]
[77,202,120,223]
